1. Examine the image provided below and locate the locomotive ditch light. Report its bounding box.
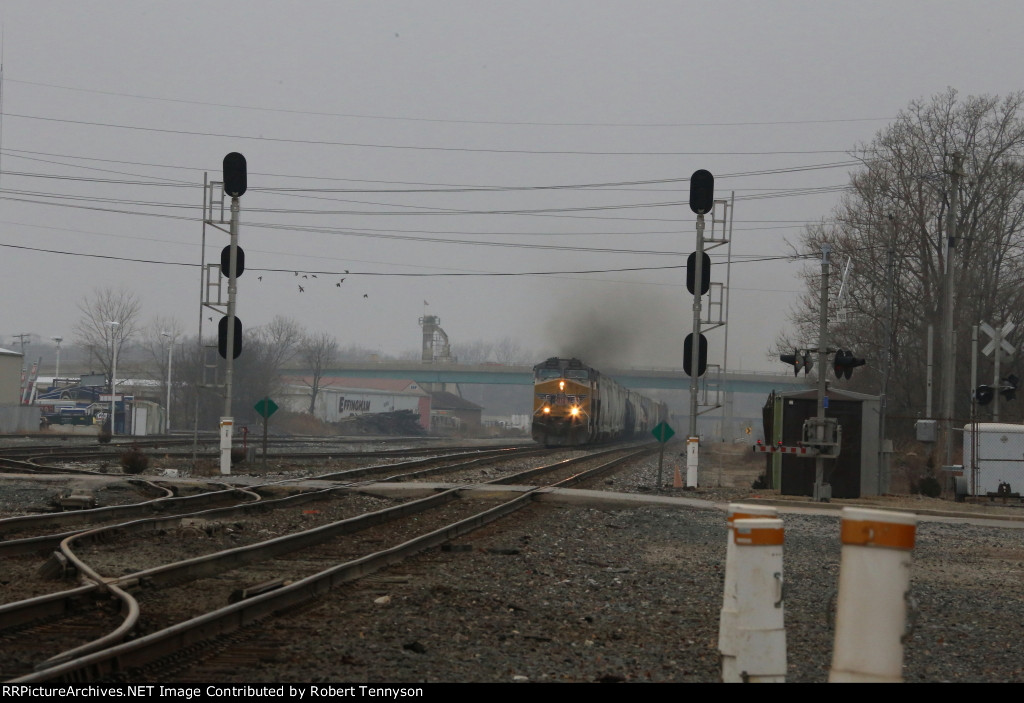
[543,407,551,414]
[570,407,580,416]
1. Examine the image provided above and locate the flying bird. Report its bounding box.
[298,285,305,293]
[302,275,308,279]
[294,272,298,277]
[335,282,341,287]
[363,294,368,298]
[257,276,262,281]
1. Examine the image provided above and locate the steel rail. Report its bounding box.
[11,448,646,682]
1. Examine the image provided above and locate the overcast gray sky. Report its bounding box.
[0,1,1020,372]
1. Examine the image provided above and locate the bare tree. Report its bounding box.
[452,338,532,365]
[254,315,304,372]
[73,287,142,385]
[175,316,311,430]
[298,332,339,413]
[491,336,530,365]
[140,317,185,427]
[785,90,1024,431]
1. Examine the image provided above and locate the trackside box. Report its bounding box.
[963,423,1024,496]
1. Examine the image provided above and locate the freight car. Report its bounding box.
[532,357,667,446]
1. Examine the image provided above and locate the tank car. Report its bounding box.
[531,357,668,446]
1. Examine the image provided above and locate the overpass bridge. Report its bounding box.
[303,361,810,395]
[291,362,812,440]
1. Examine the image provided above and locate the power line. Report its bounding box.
[4,112,855,156]
[0,239,813,275]
[0,146,861,190]
[7,77,895,128]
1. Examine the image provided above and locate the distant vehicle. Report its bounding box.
[37,385,105,403]
[41,407,95,427]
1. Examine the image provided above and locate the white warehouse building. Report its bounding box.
[278,376,431,429]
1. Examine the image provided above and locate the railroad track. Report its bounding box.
[0,437,532,471]
[2,443,657,682]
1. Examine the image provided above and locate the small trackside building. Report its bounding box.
[762,387,883,499]
[428,391,484,435]
[278,376,430,429]
[0,347,40,432]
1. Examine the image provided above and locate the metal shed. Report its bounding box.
[762,388,883,499]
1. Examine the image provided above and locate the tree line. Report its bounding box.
[781,89,1024,440]
[11,291,533,430]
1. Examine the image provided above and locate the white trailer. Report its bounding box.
[962,423,1024,496]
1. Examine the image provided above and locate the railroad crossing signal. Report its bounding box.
[833,349,866,379]
[780,350,813,376]
[1002,375,1019,401]
[975,385,995,406]
[981,321,1015,359]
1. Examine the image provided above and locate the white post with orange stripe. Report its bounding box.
[686,436,699,487]
[720,505,781,682]
[722,517,787,683]
[829,507,917,683]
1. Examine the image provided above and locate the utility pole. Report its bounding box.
[940,152,963,470]
[814,244,832,502]
[879,217,896,494]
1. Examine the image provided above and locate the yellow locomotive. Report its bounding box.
[532,357,667,446]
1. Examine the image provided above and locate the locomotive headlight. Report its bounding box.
[559,381,565,390]
[543,407,551,414]
[570,406,580,416]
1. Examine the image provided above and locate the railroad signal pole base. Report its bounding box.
[686,436,699,488]
[813,480,832,502]
[219,416,233,475]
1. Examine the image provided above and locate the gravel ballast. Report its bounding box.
[6,445,1024,683]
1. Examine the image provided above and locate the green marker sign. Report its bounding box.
[254,397,279,419]
[652,421,675,443]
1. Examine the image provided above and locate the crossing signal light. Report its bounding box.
[833,349,866,379]
[780,351,799,376]
[801,351,813,376]
[1001,374,1019,402]
[780,350,813,376]
[223,152,247,198]
[686,251,711,295]
[684,332,707,377]
[689,169,714,215]
[975,384,995,406]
